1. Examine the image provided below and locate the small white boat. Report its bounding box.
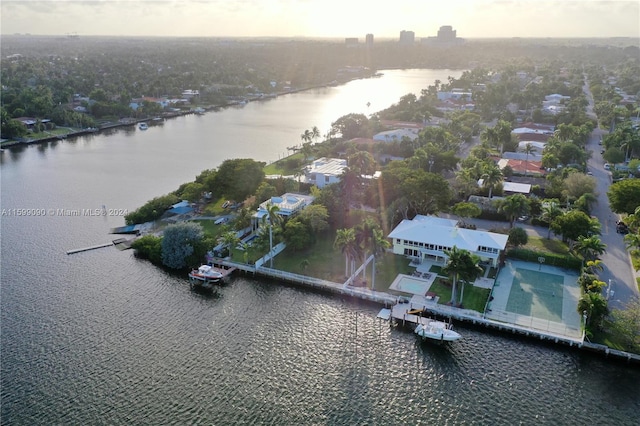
[138,122,149,130]
[189,265,223,283]
[414,320,461,342]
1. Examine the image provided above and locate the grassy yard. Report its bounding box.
[198,219,230,239]
[427,277,490,312]
[269,231,413,290]
[523,236,570,254]
[263,153,305,175]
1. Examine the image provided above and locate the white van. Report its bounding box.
[214,217,228,225]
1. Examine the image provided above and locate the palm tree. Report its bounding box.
[300,142,313,162]
[219,231,240,260]
[495,194,529,228]
[334,228,358,278]
[339,167,361,209]
[585,259,604,275]
[264,203,282,268]
[624,232,640,251]
[356,218,378,280]
[624,206,640,230]
[523,143,536,177]
[481,164,503,199]
[575,235,607,263]
[300,129,312,144]
[239,242,251,265]
[541,200,563,239]
[578,292,608,329]
[369,228,391,291]
[348,151,376,176]
[442,246,471,306]
[456,253,483,305]
[311,126,320,144]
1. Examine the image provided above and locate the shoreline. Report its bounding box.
[1,72,383,149]
[217,258,640,365]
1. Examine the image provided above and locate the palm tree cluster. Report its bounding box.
[442,246,483,307]
[333,218,390,290]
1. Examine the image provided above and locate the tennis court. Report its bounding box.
[506,268,564,322]
[486,260,582,338]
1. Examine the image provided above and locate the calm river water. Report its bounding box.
[1,69,639,425]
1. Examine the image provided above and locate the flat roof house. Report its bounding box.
[303,158,347,188]
[388,215,508,267]
[251,193,315,231]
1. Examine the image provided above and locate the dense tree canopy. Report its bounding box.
[550,210,600,243]
[161,222,204,270]
[214,158,266,202]
[607,179,640,214]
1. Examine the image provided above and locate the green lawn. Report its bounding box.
[263,153,305,175]
[427,277,490,312]
[523,236,570,255]
[269,231,413,290]
[198,220,229,239]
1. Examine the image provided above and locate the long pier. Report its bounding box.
[66,242,114,255]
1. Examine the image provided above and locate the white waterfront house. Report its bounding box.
[304,158,347,188]
[388,215,508,267]
[251,193,315,231]
[372,128,419,143]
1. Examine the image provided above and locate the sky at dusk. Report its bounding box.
[1,0,638,39]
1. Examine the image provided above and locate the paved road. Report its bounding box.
[582,77,638,309]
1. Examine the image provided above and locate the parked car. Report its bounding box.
[214,217,229,225]
[604,163,611,170]
[616,221,629,234]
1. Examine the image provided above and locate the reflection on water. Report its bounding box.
[1,69,639,425]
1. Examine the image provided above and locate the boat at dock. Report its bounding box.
[380,295,462,342]
[188,263,237,291]
[414,320,461,342]
[189,265,223,284]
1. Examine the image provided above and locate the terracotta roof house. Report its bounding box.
[497,159,546,176]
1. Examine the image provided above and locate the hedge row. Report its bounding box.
[506,248,582,271]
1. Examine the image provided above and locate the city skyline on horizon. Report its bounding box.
[1,0,638,39]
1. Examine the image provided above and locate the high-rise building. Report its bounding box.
[422,25,464,45]
[437,25,456,41]
[345,38,359,47]
[399,30,415,44]
[366,33,374,47]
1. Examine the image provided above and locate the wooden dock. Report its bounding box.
[66,242,114,255]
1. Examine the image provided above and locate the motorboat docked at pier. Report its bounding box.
[189,265,223,283]
[414,320,462,342]
[380,295,462,342]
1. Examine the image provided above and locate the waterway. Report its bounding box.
[1,69,639,425]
